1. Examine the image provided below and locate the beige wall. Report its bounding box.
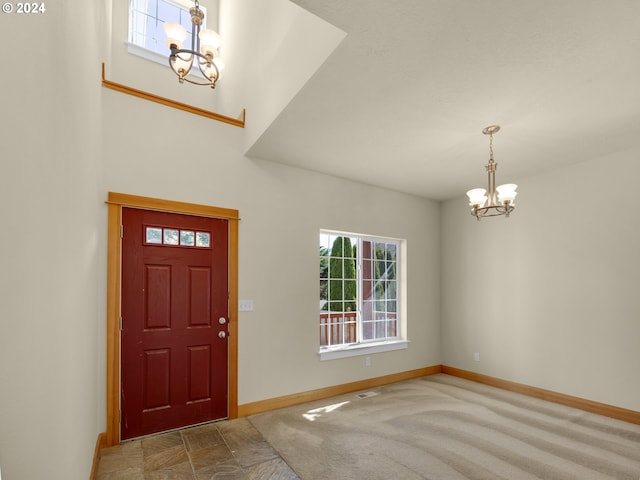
[441,147,640,411]
[102,90,442,404]
[1,0,638,478]
[0,2,107,479]
[0,1,439,478]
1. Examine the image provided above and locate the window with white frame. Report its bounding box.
[320,231,406,359]
[128,0,217,63]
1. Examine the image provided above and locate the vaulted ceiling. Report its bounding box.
[246,0,640,200]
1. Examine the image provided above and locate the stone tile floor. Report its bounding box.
[96,418,299,479]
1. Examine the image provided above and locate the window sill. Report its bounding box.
[318,340,409,361]
[127,42,168,66]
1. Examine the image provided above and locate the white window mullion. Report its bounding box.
[356,237,363,345]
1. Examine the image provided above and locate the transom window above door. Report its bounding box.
[145,225,211,248]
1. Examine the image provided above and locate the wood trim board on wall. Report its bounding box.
[105,192,240,447]
[101,63,246,128]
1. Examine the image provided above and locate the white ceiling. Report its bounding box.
[246,0,640,201]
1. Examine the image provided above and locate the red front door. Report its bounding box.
[121,208,229,440]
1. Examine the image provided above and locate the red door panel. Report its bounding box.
[121,208,229,440]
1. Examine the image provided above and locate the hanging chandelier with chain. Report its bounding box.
[466,125,518,220]
[163,0,223,89]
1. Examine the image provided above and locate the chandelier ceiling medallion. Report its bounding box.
[163,0,223,88]
[466,125,518,220]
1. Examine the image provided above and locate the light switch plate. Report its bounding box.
[239,300,254,311]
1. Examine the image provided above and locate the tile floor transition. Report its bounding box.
[96,418,299,480]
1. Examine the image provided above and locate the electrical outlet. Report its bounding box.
[474,352,480,362]
[365,356,371,367]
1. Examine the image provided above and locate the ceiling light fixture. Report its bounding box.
[163,0,223,89]
[466,125,518,220]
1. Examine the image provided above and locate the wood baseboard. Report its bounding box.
[238,365,443,417]
[89,432,107,480]
[237,364,640,425]
[442,365,640,425]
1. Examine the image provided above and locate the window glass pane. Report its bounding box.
[319,233,331,253]
[362,300,373,320]
[328,235,342,255]
[386,261,396,280]
[130,10,146,44]
[344,280,357,311]
[158,0,180,23]
[180,230,195,246]
[362,320,373,341]
[132,0,157,14]
[374,261,385,280]
[362,240,372,259]
[387,280,397,300]
[320,280,328,309]
[196,232,210,247]
[164,228,179,245]
[362,280,373,300]
[149,15,165,51]
[328,278,343,312]
[320,256,328,279]
[329,300,344,313]
[344,237,356,258]
[375,242,385,260]
[387,243,397,262]
[146,227,163,244]
[179,8,193,33]
[343,258,355,279]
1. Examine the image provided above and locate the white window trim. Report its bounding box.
[127,42,169,66]
[319,230,405,360]
[319,339,409,361]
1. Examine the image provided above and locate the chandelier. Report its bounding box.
[466,125,518,220]
[163,0,223,88]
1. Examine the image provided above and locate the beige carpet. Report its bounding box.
[249,374,640,480]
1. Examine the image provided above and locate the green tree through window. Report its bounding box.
[327,236,357,312]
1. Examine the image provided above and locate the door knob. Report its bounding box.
[218,331,226,339]
[218,317,227,325]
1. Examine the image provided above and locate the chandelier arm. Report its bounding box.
[471,203,514,219]
[168,48,218,88]
[196,57,220,84]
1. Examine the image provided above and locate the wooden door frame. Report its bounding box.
[106,192,239,447]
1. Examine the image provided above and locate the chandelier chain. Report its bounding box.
[488,132,494,161]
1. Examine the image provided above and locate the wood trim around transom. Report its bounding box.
[105,192,240,447]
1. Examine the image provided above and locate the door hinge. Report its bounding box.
[119,316,123,331]
[120,224,124,238]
